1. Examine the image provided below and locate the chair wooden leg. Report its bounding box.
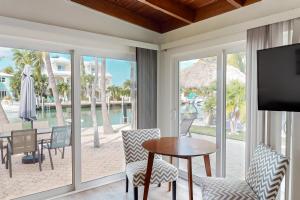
[187,157,193,200]
[168,156,173,192]
[134,187,138,200]
[48,147,54,170]
[126,175,129,193]
[203,154,212,177]
[172,181,177,200]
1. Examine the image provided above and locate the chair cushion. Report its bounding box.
[199,177,258,200]
[246,144,289,200]
[126,159,178,187]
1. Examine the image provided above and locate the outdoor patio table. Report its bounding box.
[0,128,52,139]
[0,128,52,163]
[142,137,216,200]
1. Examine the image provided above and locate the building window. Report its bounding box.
[0,77,6,82]
[57,65,64,71]
[0,90,7,99]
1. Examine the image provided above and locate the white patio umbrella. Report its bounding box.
[19,64,37,127]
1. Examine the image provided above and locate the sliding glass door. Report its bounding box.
[80,55,136,182]
[178,56,217,176]
[177,48,246,178]
[225,51,246,178]
[0,47,72,199]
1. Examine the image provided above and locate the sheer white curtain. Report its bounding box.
[246,18,300,200]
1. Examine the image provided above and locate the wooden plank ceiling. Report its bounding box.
[71,0,262,33]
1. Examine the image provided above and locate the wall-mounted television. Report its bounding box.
[257,43,300,112]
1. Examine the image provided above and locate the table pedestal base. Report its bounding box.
[22,154,45,164]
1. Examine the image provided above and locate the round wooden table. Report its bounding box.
[142,137,216,200]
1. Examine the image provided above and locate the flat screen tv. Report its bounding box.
[257,43,300,112]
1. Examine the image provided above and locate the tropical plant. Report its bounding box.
[11,49,47,100]
[57,81,70,101]
[227,52,246,73]
[201,82,217,125]
[2,66,14,74]
[10,70,22,99]
[100,58,113,134]
[43,52,64,126]
[226,80,246,134]
[107,85,122,100]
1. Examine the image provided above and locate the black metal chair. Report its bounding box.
[41,125,71,170]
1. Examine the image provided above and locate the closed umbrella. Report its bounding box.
[19,64,37,128]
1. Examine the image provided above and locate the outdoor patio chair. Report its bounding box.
[41,125,71,170]
[6,129,41,178]
[180,113,197,137]
[199,144,289,200]
[0,123,23,164]
[122,129,178,200]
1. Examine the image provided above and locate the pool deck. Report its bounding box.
[0,127,244,200]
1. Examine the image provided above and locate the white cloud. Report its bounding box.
[0,47,12,57]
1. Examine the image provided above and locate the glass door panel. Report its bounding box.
[179,56,217,177]
[225,52,246,178]
[0,47,72,199]
[80,56,136,182]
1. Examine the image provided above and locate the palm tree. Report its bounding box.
[12,49,46,101]
[42,52,64,126]
[2,66,14,74]
[57,81,70,102]
[100,58,113,134]
[92,57,100,147]
[226,80,246,134]
[107,85,122,100]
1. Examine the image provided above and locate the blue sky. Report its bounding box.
[179,59,199,70]
[0,47,131,86]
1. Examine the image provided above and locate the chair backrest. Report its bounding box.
[33,121,49,129]
[50,125,71,149]
[122,129,161,164]
[180,113,197,136]
[11,129,37,154]
[246,144,289,200]
[0,123,23,132]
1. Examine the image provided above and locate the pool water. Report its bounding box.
[7,106,132,128]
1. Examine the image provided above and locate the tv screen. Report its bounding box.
[257,43,300,112]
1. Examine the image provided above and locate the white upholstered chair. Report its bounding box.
[199,144,289,200]
[122,129,178,200]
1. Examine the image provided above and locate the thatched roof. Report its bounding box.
[180,59,245,88]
